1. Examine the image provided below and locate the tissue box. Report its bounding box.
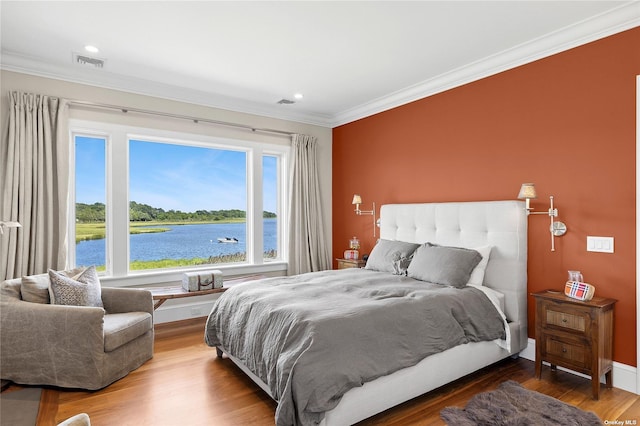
[182,270,223,292]
[344,249,359,260]
[564,281,595,301]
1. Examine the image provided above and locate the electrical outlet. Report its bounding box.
[586,236,614,253]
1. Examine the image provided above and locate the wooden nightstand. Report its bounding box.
[336,258,366,269]
[532,290,616,400]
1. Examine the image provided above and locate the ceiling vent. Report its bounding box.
[73,52,106,69]
[277,99,295,105]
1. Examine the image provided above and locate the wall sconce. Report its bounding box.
[517,183,567,251]
[0,221,21,235]
[352,194,376,237]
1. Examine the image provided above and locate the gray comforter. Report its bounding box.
[205,268,505,426]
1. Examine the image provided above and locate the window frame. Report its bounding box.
[69,119,289,286]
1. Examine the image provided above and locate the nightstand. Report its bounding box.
[336,258,366,269]
[532,290,616,400]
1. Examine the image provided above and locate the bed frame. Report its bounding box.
[222,200,528,425]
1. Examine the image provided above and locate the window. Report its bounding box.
[263,155,279,261]
[71,120,288,279]
[73,134,107,271]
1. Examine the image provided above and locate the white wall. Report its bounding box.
[1,70,333,322]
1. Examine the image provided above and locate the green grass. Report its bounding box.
[129,252,248,270]
[89,250,277,271]
[75,219,245,243]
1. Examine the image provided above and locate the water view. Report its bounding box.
[76,219,278,267]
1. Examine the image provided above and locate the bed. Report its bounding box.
[205,200,528,425]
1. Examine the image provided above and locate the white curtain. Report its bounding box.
[287,134,331,275]
[0,92,69,280]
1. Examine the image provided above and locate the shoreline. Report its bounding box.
[76,219,248,243]
[91,249,277,271]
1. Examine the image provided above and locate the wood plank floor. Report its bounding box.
[25,317,639,425]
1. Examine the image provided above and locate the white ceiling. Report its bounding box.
[1,1,638,127]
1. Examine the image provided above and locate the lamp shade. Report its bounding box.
[352,194,362,205]
[517,183,537,200]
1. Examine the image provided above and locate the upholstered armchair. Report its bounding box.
[0,274,154,390]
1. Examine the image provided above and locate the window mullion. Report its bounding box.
[250,148,264,265]
[109,130,129,277]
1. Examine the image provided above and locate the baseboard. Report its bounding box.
[521,337,637,394]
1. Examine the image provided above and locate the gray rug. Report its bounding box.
[441,380,602,426]
[0,387,41,426]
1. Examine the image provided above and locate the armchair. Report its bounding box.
[0,274,154,390]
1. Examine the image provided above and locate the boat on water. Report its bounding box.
[217,237,239,243]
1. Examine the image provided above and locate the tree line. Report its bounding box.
[76,201,276,223]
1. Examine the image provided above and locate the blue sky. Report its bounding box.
[75,136,278,213]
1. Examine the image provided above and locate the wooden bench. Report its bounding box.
[146,274,267,310]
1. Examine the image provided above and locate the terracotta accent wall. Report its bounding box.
[333,27,639,366]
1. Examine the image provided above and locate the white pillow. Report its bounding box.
[467,245,492,287]
[48,266,103,307]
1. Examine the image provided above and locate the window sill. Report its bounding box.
[99,261,288,288]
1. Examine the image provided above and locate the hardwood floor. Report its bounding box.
[28,317,639,425]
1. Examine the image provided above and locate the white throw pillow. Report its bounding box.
[48,266,103,307]
[467,246,493,287]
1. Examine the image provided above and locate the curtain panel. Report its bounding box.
[0,92,69,280]
[287,134,331,275]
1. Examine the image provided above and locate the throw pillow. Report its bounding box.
[407,243,482,288]
[21,266,86,304]
[48,266,103,307]
[365,239,420,274]
[21,274,51,304]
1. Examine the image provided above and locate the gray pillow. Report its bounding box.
[21,274,51,304]
[21,267,86,304]
[365,239,420,274]
[407,243,482,288]
[48,266,103,307]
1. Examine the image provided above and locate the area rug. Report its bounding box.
[0,387,41,426]
[440,380,602,426]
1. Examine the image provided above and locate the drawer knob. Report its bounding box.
[562,318,568,323]
[562,347,567,353]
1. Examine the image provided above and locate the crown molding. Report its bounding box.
[331,2,640,127]
[2,2,638,129]
[0,51,335,128]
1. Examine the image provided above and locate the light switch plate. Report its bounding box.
[587,236,614,253]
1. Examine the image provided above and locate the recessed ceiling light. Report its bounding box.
[84,45,99,53]
[294,93,304,100]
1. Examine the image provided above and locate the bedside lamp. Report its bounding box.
[517,183,566,251]
[352,194,376,237]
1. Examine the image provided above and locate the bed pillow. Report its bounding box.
[467,245,493,287]
[48,265,103,307]
[407,243,482,288]
[364,239,420,275]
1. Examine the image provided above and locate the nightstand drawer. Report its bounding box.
[544,335,589,368]
[336,258,366,269]
[546,309,586,332]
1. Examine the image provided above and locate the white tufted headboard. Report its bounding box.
[379,200,528,352]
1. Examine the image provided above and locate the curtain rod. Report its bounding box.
[68,99,296,137]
